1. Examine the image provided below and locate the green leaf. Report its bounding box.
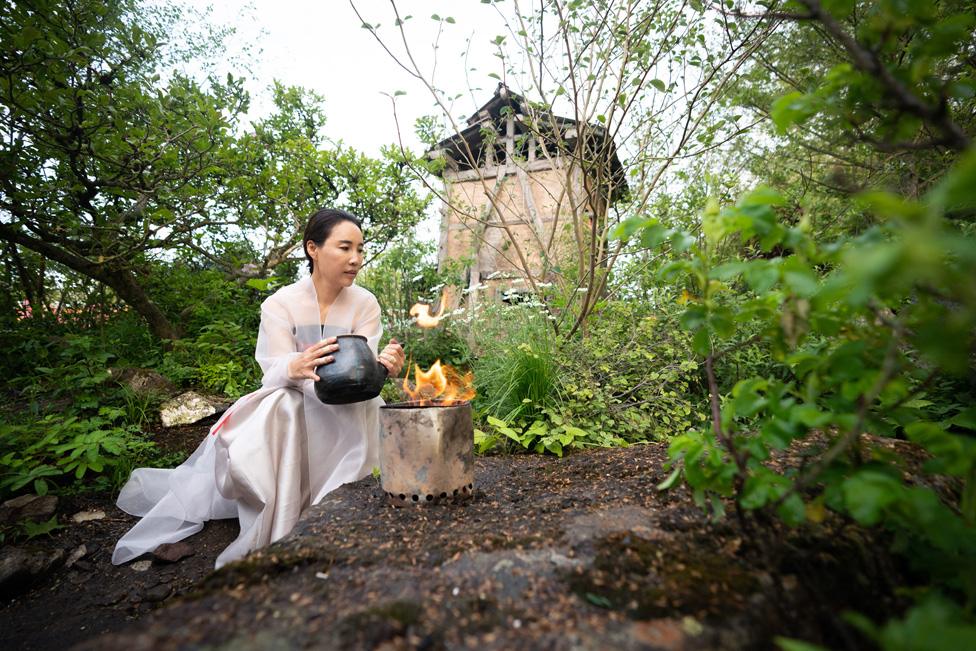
[770,92,817,133]
[781,257,819,297]
[650,79,666,92]
[610,216,650,241]
[680,305,708,331]
[585,592,613,608]
[775,637,830,651]
[709,261,749,280]
[22,515,64,539]
[820,0,855,19]
[777,493,806,526]
[743,261,779,293]
[640,222,671,248]
[928,148,976,214]
[657,466,682,491]
[950,407,976,431]
[842,471,901,525]
[670,230,697,253]
[692,328,712,356]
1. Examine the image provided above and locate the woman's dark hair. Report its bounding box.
[303,208,362,273]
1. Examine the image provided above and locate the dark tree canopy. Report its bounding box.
[0,0,429,339]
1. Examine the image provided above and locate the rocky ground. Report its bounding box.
[0,429,924,651]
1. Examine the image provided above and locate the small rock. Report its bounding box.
[151,541,195,563]
[72,559,93,573]
[681,615,704,636]
[65,544,87,568]
[67,570,91,585]
[781,574,798,591]
[0,494,58,524]
[96,590,125,606]
[130,560,152,572]
[143,583,172,603]
[629,619,686,650]
[160,391,228,427]
[71,510,106,523]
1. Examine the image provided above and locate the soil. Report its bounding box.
[0,430,928,651]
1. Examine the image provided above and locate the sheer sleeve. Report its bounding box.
[352,292,383,356]
[255,295,301,390]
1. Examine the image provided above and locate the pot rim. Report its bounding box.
[381,400,471,410]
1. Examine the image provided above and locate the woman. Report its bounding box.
[112,208,405,568]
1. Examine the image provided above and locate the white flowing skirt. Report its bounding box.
[113,386,378,568]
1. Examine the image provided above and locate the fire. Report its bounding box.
[409,292,447,329]
[402,360,475,406]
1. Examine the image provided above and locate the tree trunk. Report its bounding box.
[0,223,182,340]
[99,266,182,340]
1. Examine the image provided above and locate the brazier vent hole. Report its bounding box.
[398,494,406,501]
[426,494,433,501]
[453,489,459,496]
[412,495,419,502]
[440,492,447,498]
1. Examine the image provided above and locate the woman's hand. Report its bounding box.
[288,337,339,382]
[377,338,405,377]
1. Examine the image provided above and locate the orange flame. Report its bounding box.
[409,292,447,329]
[402,360,475,406]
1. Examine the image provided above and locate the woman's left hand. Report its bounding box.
[377,338,405,377]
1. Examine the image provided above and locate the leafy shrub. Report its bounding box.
[469,299,705,455]
[625,156,976,644]
[391,319,471,371]
[159,321,260,398]
[0,407,167,498]
[0,332,181,499]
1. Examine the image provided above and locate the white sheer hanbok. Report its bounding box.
[112,278,383,568]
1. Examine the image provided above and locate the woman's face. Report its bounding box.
[307,220,364,288]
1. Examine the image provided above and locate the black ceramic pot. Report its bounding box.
[313,334,388,404]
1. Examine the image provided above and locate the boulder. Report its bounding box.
[109,367,177,397]
[159,391,229,427]
[0,546,66,598]
[0,494,58,525]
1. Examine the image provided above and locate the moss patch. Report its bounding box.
[567,530,758,619]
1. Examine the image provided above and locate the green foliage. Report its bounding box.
[640,153,976,636]
[0,0,430,340]
[0,327,185,499]
[470,299,704,456]
[0,409,160,498]
[842,593,976,651]
[769,1,974,153]
[358,233,469,370]
[20,515,65,540]
[472,303,561,423]
[160,321,260,399]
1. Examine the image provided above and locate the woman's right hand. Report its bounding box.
[288,337,339,382]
